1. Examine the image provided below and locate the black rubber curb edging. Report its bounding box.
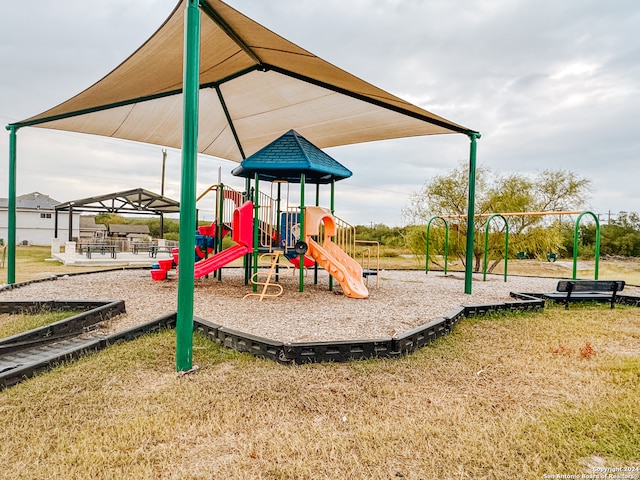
[9,272,638,386]
[191,296,546,364]
[0,299,127,389]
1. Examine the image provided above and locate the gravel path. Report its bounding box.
[0,268,575,342]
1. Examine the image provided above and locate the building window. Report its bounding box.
[40,213,52,219]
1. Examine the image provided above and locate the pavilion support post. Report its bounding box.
[68,205,74,241]
[6,126,18,284]
[464,133,481,294]
[176,0,201,372]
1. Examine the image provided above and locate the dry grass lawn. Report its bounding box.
[1,303,638,479]
[0,246,113,284]
[0,309,82,339]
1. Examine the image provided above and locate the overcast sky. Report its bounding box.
[1,0,639,226]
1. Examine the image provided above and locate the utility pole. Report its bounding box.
[161,149,167,196]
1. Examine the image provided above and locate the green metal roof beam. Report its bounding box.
[212,83,246,159]
[199,1,264,66]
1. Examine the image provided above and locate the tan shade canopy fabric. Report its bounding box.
[13,0,475,161]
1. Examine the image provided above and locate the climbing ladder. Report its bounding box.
[244,251,290,301]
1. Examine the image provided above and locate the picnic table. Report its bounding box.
[83,244,117,259]
[132,243,154,255]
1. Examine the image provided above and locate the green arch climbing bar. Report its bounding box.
[425,216,449,275]
[573,211,600,280]
[482,214,509,282]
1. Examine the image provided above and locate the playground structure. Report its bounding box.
[152,182,370,300]
[186,181,371,299]
[425,210,602,281]
[190,130,373,299]
[151,130,375,300]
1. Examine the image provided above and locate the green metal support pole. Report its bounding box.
[330,180,335,213]
[314,183,320,285]
[275,181,282,282]
[276,182,282,247]
[329,180,335,291]
[299,174,306,292]
[176,0,201,372]
[6,126,17,284]
[244,177,251,285]
[464,133,481,294]
[573,211,600,280]
[216,183,225,281]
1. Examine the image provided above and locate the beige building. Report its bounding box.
[0,192,79,246]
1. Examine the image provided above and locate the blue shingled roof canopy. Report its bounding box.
[231,130,352,184]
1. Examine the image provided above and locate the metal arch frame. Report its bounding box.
[425,216,449,275]
[482,213,509,282]
[573,211,601,280]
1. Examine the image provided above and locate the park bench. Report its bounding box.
[148,246,173,258]
[551,280,625,309]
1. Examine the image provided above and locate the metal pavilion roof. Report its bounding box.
[54,188,180,216]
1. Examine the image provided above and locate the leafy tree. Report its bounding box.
[355,224,406,247]
[94,213,126,228]
[404,164,591,271]
[93,213,180,239]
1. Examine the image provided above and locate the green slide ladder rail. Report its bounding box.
[482,213,509,282]
[425,216,449,275]
[298,173,306,293]
[573,211,600,280]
